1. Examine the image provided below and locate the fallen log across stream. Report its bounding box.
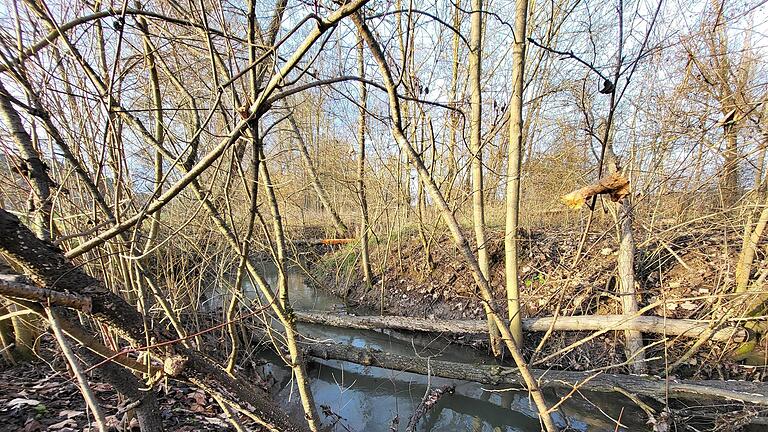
[294,312,747,342]
[303,341,768,406]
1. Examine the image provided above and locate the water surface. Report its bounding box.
[208,262,649,431]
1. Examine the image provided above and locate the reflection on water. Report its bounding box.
[213,262,650,431]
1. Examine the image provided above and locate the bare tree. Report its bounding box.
[504,0,528,346]
[357,32,374,286]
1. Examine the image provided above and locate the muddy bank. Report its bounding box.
[310,223,761,378]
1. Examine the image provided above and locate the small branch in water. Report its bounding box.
[320,404,352,431]
[405,384,455,432]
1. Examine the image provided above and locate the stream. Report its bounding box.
[205,262,650,431]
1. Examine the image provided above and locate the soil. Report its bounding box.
[0,336,257,432]
[310,220,767,378]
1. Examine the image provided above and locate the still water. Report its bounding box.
[205,263,650,431]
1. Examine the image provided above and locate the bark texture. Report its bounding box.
[0,80,53,241]
[468,0,501,356]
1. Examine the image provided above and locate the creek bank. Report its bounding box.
[309,225,765,378]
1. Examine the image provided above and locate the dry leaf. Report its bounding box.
[91,383,113,392]
[680,301,698,311]
[24,419,42,432]
[8,398,41,408]
[49,419,77,430]
[190,403,207,413]
[189,390,207,406]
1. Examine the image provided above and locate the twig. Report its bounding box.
[46,308,108,432]
[527,37,610,83]
[613,386,657,418]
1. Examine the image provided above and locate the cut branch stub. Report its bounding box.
[0,274,92,312]
[561,173,630,209]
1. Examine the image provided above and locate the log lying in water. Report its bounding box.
[294,312,747,342]
[305,341,768,406]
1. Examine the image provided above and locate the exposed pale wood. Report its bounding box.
[0,275,92,312]
[525,315,746,342]
[294,312,746,342]
[561,172,630,209]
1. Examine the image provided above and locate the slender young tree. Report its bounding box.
[468,0,502,355]
[357,33,374,286]
[288,114,350,237]
[447,0,462,198]
[504,0,528,345]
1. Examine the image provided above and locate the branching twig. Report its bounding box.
[527,37,611,83]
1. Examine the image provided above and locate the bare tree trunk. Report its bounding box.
[0,79,52,361]
[244,5,318,422]
[504,0,527,346]
[258,150,320,431]
[357,35,374,286]
[0,303,16,364]
[606,147,647,374]
[447,0,462,198]
[735,197,768,293]
[756,103,768,197]
[8,304,36,361]
[259,149,290,308]
[138,14,164,251]
[721,122,741,207]
[756,136,766,197]
[288,115,349,236]
[46,308,108,432]
[305,341,768,406]
[468,0,501,356]
[0,80,52,241]
[294,311,747,342]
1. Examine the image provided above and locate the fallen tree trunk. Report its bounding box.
[295,312,747,343]
[304,341,768,406]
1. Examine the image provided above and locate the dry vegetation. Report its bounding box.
[0,0,767,431]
